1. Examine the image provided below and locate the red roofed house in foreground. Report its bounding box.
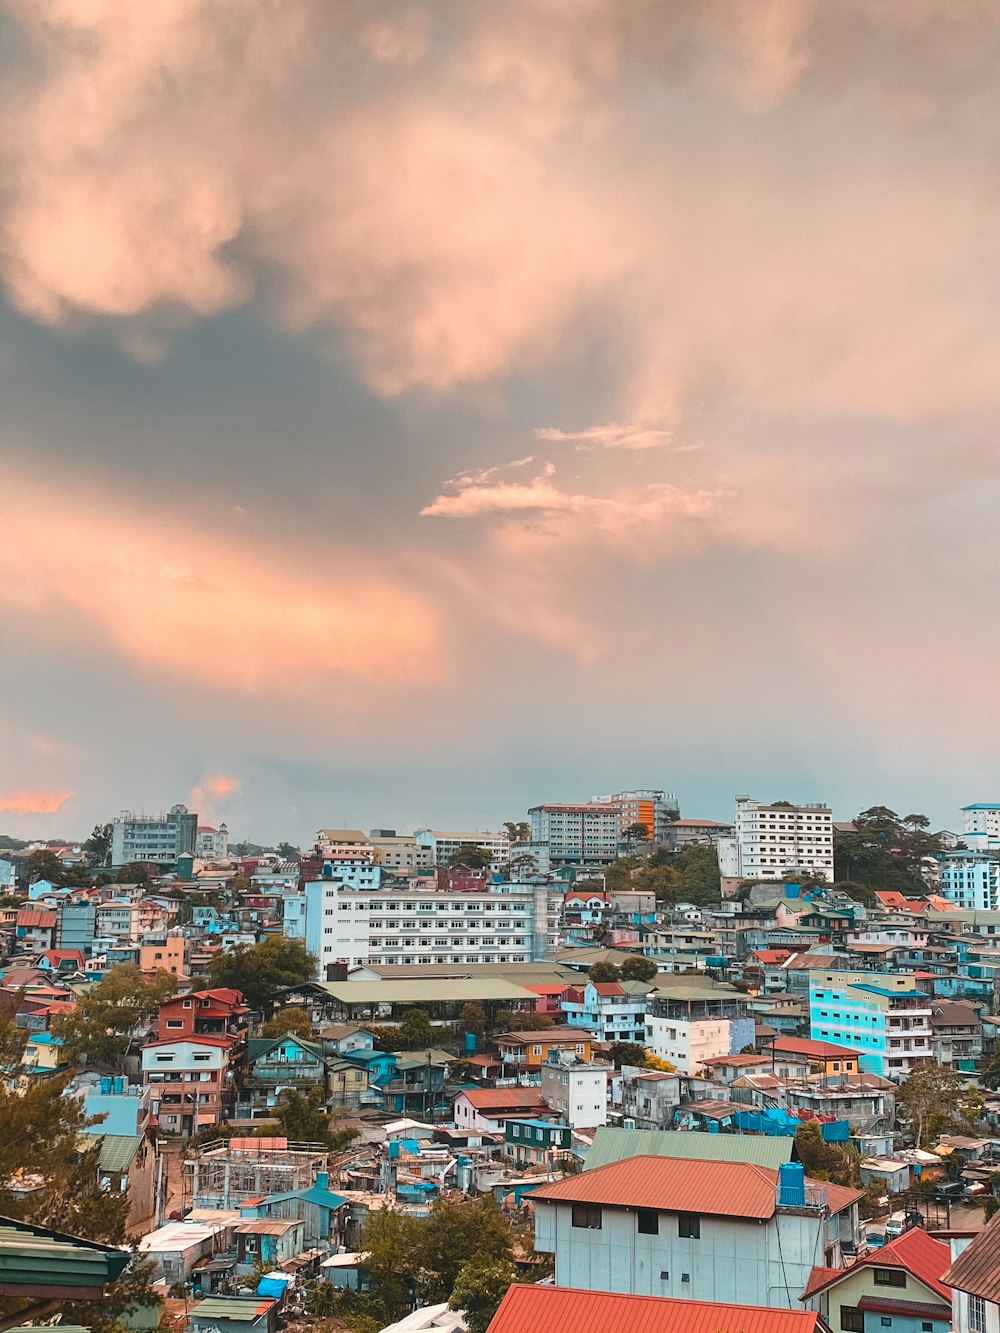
[801,1225,952,1331]
[530,1155,863,1311]
[486,1284,821,1333]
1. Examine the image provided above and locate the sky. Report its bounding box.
[1,0,999,844]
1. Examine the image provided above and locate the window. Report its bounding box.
[873,1269,906,1288]
[677,1214,700,1239]
[969,1294,986,1333]
[880,1321,891,1329]
[571,1204,602,1229]
[839,1309,863,1332]
[637,1210,659,1235]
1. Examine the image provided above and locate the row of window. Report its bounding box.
[570,1206,700,1238]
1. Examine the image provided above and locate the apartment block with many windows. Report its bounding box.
[809,971,935,1079]
[718,796,834,883]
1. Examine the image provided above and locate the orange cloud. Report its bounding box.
[0,474,441,695]
[0,789,72,815]
[188,773,240,823]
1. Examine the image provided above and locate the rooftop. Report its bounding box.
[804,1226,951,1303]
[584,1128,793,1172]
[942,1213,1000,1302]
[487,1284,820,1333]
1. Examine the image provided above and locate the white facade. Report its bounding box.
[962,804,1000,852]
[303,877,559,972]
[528,804,620,867]
[727,796,834,883]
[367,830,433,871]
[195,824,228,859]
[111,803,198,866]
[644,1011,754,1073]
[314,829,376,862]
[539,1058,608,1128]
[941,852,1000,910]
[413,829,510,872]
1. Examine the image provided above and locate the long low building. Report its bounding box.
[280,976,540,1019]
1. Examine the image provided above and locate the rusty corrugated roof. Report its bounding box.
[486,1284,820,1333]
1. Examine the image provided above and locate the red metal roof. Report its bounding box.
[458,1088,548,1110]
[487,1284,820,1333]
[770,1036,860,1059]
[857,1295,950,1319]
[16,910,57,928]
[943,1213,1000,1302]
[530,1154,863,1221]
[803,1227,951,1302]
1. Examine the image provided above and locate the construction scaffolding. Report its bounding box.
[184,1138,328,1210]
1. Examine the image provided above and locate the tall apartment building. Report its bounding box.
[413,829,510,873]
[590,789,680,843]
[367,829,433,871]
[717,796,834,883]
[528,803,621,868]
[302,873,558,973]
[809,971,934,1079]
[961,804,1000,852]
[110,804,198,867]
[940,851,1000,910]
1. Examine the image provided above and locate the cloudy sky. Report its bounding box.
[1,0,998,843]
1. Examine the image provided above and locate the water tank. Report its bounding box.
[778,1161,806,1207]
[464,1032,477,1054]
[388,1140,400,1159]
[113,1076,124,1093]
[100,1077,112,1094]
[784,882,801,898]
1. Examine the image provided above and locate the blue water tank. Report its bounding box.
[784,882,801,898]
[778,1161,806,1206]
[388,1140,400,1159]
[113,1076,124,1093]
[100,1076,112,1094]
[464,1032,477,1054]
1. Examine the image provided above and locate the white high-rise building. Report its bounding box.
[110,804,198,867]
[413,829,510,873]
[528,803,621,867]
[721,796,834,883]
[940,851,1000,910]
[961,804,1000,852]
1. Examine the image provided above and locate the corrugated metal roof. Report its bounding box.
[857,1295,950,1319]
[312,978,536,1003]
[804,1227,951,1302]
[942,1213,1000,1302]
[98,1133,144,1173]
[584,1127,793,1172]
[0,1215,129,1293]
[487,1284,819,1333]
[191,1295,276,1321]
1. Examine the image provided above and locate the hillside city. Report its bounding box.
[0,791,999,1333]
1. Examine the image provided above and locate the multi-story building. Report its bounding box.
[560,980,650,1044]
[366,829,433,871]
[302,874,559,973]
[142,1034,237,1135]
[528,803,621,868]
[809,972,935,1079]
[539,1056,608,1128]
[940,851,1000,910]
[643,980,755,1074]
[961,803,1000,852]
[314,829,376,862]
[194,824,228,859]
[110,803,198,867]
[155,988,248,1039]
[413,828,510,872]
[943,1212,1000,1333]
[531,1156,863,1308]
[718,797,834,883]
[590,789,680,844]
[802,1226,953,1332]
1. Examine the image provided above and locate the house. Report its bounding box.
[188,1295,278,1333]
[802,1226,953,1332]
[584,1126,794,1172]
[138,1220,234,1283]
[37,948,85,975]
[15,908,57,953]
[930,1000,984,1071]
[156,988,248,1039]
[943,1211,1000,1333]
[142,1034,237,1134]
[95,1132,157,1233]
[620,1070,683,1131]
[20,1031,66,1078]
[233,1217,305,1268]
[495,1029,594,1070]
[244,1171,350,1247]
[139,934,189,977]
[453,1087,549,1134]
[643,979,754,1074]
[318,1023,375,1057]
[242,1035,330,1115]
[765,1036,861,1077]
[326,1057,370,1109]
[531,1156,863,1309]
[486,1284,822,1333]
[540,1056,609,1128]
[505,1118,573,1167]
[560,980,650,1043]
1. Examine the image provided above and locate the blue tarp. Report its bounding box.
[257,1273,292,1297]
[733,1110,850,1141]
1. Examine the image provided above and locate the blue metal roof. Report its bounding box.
[853,983,927,998]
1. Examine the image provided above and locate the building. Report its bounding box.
[590,789,680,844]
[302,875,557,973]
[531,1156,863,1309]
[560,980,650,1044]
[195,824,229,859]
[241,1035,331,1117]
[809,972,935,1079]
[528,803,621,867]
[110,804,197,867]
[540,1055,608,1128]
[139,933,189,977]
[367,829,433,871]
[495,1029,594,1070]
[505,1119,573,1167]
[452,1086,549,1134]
[488,1283,822,1333]
[643,980,755,1074]
[801,1225,952,1332]
[413,828,510,872]
[940,852,1000,910]
[942,1212,1000,1333]
[718,797,834,883]
[930,1000,984,1070]
[156,988,248,1038]
[314,829,376,862]
[142,1034,238,1134]
[961,804,1000,853]
[763,1036,861,1077]
[667,818,734,849]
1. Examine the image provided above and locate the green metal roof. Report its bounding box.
[584,1127,794,1172]
[98,1133,144,1173]
[0,1214,130,1297]
[191,1295,276,1322]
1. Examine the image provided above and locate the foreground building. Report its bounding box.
[801,1225,952,1332]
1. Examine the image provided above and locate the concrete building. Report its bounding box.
[111,804,197,867]
[961,804,1000,853]
[590,789,680,844]
[413,828,510,872]
[195,824,229,859]
[540,1055,609,1129]
[313,829,376,862]
[142,1034,237,1135]
[367,830,433,871]
[302,874,558,973]
[940,852,1000,910]
[644,980,755,1074]
[531,1156,863,1309]
[560,980,650,1044]
[809,972,935,1079]
[528,803,621,868]
[943,1213,1000,1333]
[802,1225,952,1333]
[718,797,834,883]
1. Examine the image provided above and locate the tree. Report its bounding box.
[53,964,177,1072]
[272,1088,329,1143]
[620,955,657,982]
[896,1062,968,1147]
[834,807,941,892]
[115,861,151,884]
[360,1207,424,1324]
[623,821,650,846]
[82,822,113,868]
[206,934,315,1012]
[448,844,492,870]
[608,1041,650,1068]
[262,1006,313,1040]
[588,962,621,983]
[458,1002,487,1037]
[449,1258,516,1333]
[493,1008,553,1032]
[398,1007,435,1049]
[794,1120,859,1185]
[26,848,72,887]
[275,841,301,861]
[502,821,531,845]
[418,1195,515,1303]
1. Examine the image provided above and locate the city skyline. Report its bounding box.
[3,4,1000,841]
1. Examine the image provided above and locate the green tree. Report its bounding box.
[262,1006,313,1040]
[206,934,315,1012]
[619,955,657,982]
[502,821,531,844]
[360,1207,424,1323]
[623,821,650,846]
[26,848,72,886]
[418,1195,515,1302]
[275,841,301,861]
[896,1061,968,1147]
[588,962,621,983]
[458,1002,487,1037]
[53,964,178,1072]
[272,1087,329,1143]
[834,806,940,892]
[607,1041,650,1068]
[448,844,492,870]
[82,822,113,867]
[449,1258,516,1333]
[115,861,151,884]
[794,1120,859,1185]
[398,1007,436,1049]
[493,1008,553,1032]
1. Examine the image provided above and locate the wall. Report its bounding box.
[812,1263,948,1333]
